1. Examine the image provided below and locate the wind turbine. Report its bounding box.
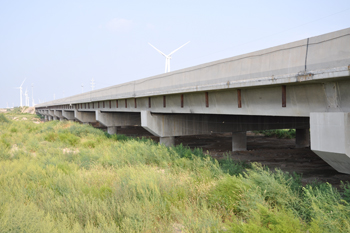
[91,79,95,91]
[148,41,190,73]
[15,78,26,107]
[24,88,29,106]
[31,84,35,107]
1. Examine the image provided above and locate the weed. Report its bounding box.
[0,112,349,232]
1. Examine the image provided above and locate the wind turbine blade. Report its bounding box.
[20,78,26,88]
[169,41,190,56]
[148,43,167,57]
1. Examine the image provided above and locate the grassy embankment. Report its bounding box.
[0,113,350,232]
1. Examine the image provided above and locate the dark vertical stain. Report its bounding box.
[237,89,242,108]
[116,100,118,108]
[305,38,309,72]
[103,101,105,108]
[134,98,137,108]
[163,96,166,108]
[282,85,286,107]
[181,94,184,108]
[125,99,127,108]
[205,92,209,107]
[109,100,111,108]
[148,97,151,108]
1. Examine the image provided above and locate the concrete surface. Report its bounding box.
[310,112,350,174]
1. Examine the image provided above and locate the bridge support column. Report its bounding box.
[296,128,310,148]
[44,115,48,121]
[160,136,175,147]
[107,126,117,135]
[310,112,350,174]
[232,132,247,151]
[53,116,58,121]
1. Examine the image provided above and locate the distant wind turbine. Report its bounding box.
[15,78,26,107]
[148,41,190,73]
[31,84,35,107]
[25,88,29,106]
[91,79,95,91]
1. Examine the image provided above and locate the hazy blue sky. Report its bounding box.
[1,0,350,107]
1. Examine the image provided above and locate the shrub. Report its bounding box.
[58,133,80,146]
[218,155,252,176]
[207,175,246,211]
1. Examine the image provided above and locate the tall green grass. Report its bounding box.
[0,113,349,232]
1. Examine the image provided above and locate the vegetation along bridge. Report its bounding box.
[36,28,350,174]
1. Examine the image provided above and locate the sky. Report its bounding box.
[0,0,350,108]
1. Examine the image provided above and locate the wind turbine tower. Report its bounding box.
[91,79,95,91]
[24,88,29,106]
[148,41,190,73]
[15,78,26,107]
[31,83,35,107]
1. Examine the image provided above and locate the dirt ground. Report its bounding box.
[109,126,350,187]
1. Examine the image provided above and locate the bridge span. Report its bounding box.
[36,28,350,174]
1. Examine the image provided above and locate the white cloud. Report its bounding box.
[106,18,133,32]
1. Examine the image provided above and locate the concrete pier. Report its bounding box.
[296,128,310,148]
[160,136,175,147]
[232,132,247,151]
[107,126,117,135]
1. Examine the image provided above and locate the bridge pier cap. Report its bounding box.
[310,112,350,174]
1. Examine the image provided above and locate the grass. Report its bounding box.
[255,129,296,139]
[0,113,350,232]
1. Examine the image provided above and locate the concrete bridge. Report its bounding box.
[36,28,350,174]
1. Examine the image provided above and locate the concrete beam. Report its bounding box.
[95,111,141,127]
[74,110,96,123]
[310,112,350,174]
[141,111,309,137]
[62,110,75,121]
[54,110,64,121]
